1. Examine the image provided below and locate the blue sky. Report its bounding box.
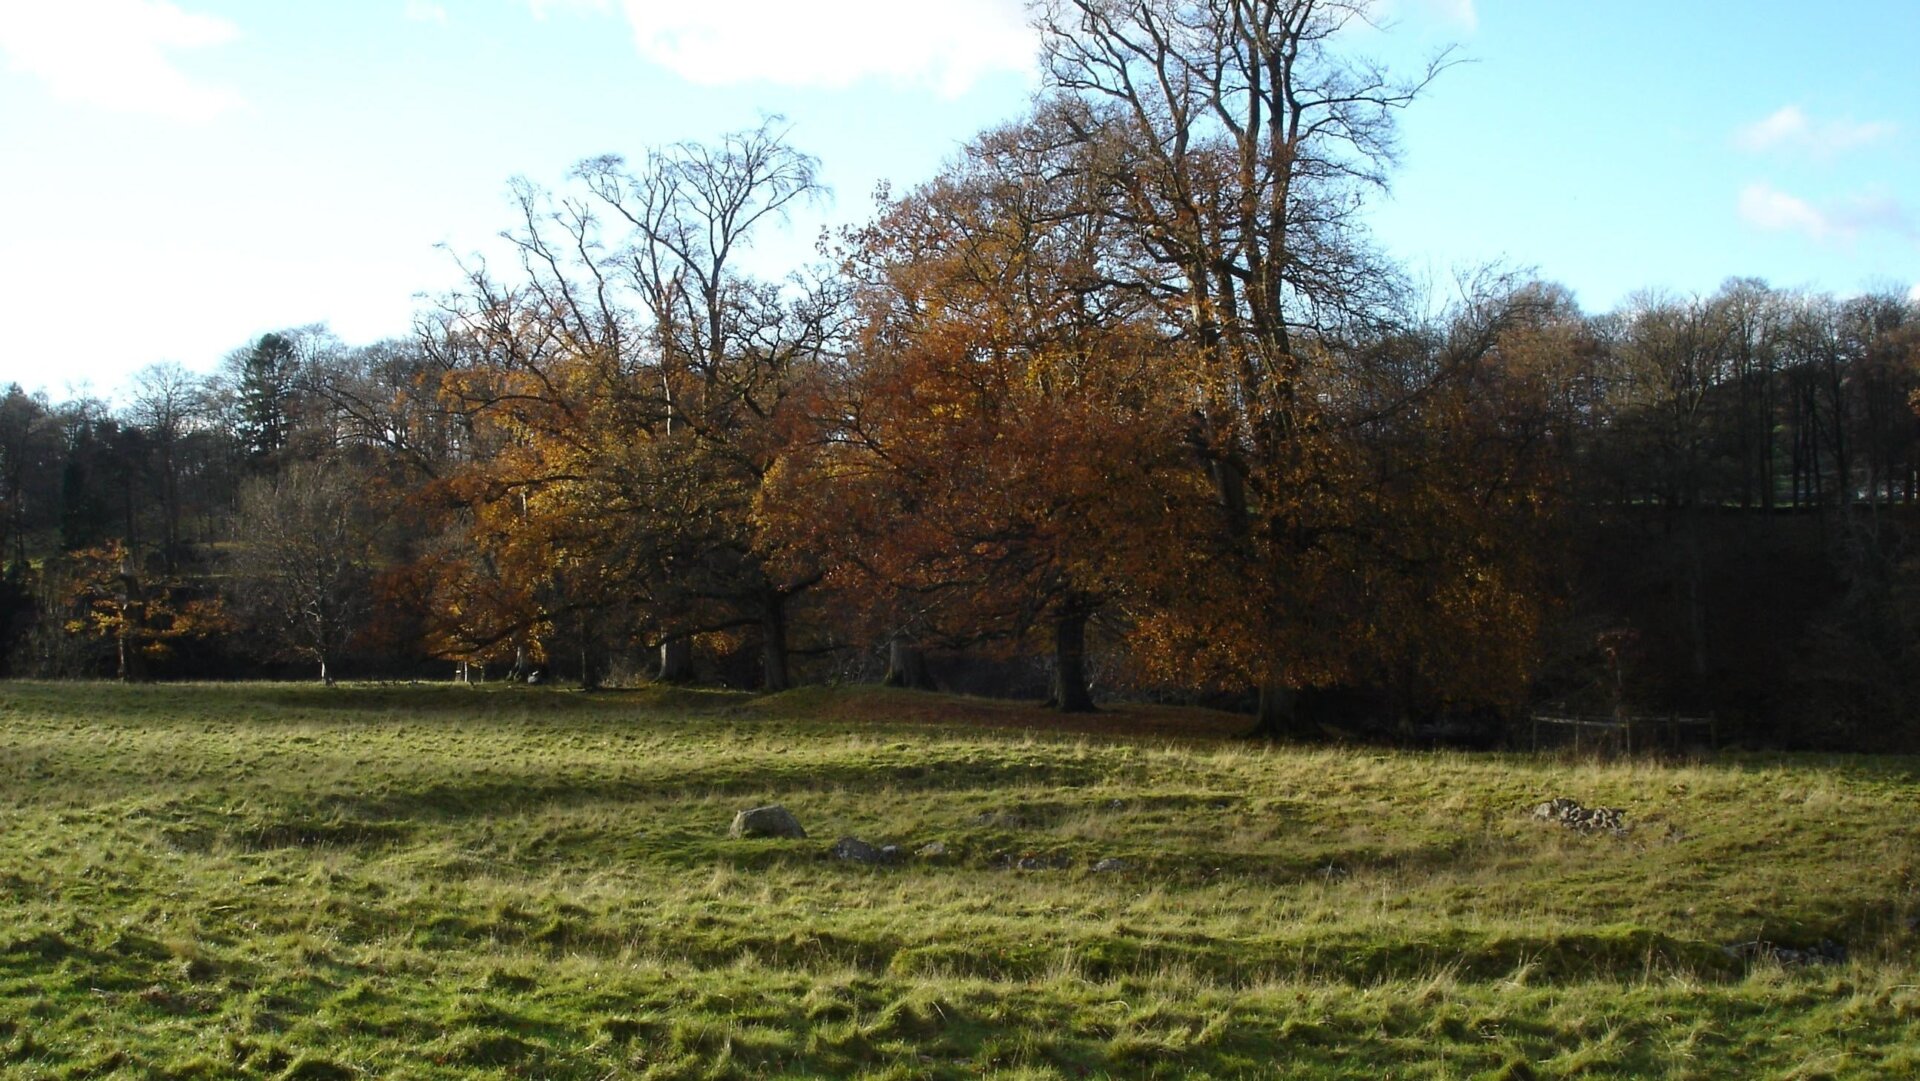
[1,0,1915,398]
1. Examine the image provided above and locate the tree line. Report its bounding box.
[3,0,1917,748]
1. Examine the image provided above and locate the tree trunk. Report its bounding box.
[761,595,791,693]
[1761,375,1777,511]
[1249,682,1304,739]
[116,555,143,683]
[1684,515,1709,683]
[1049,609,1096,713]
[882,635,936,691]
[160,447,180,575]
[657,637,693,683]
[320,656,335,686]
[577,611,600,690]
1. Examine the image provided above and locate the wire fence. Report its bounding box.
[1529,711,1717,754]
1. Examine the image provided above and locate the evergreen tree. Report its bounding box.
[236,332,296,465]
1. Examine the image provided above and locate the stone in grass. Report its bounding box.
[1531,797,1628,835]
[916,841,950,859]
[1091,857,1128,873]
[729,804,807,839]
[1723,939,1847,967]
[830,836,892,864]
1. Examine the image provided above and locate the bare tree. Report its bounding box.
[127,362,211,571]
[230,458,383,683]
[0,384,60,568]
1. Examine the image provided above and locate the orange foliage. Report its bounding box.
[759,116,1196,702]
[62,541,232,676]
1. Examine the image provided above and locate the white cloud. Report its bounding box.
[1404,0,1477,30]
[1739,182,1917,246]
[0,0,240,121]
[404,0,449,25]
[606,0,1036,98]
[1735,105,1897,157]
[1738,183,1831,239]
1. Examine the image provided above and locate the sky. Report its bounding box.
[0,0,1915,399]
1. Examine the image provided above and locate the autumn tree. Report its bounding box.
[419,122,837,690]
[61,540,229,681]
[1032,0,1548,734]
[1353,293,1563,716]
[584,128,841,688]
[768,110,1193,711]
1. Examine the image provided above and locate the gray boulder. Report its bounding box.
[830,836,886,864]
[729,804,807,839]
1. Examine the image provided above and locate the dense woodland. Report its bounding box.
[3,1,1918,749]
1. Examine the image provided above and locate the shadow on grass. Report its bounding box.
[283,754,1112,824]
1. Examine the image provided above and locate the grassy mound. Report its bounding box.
[0,681,1915,1078]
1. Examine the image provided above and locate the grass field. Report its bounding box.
[0,681,1916,1079]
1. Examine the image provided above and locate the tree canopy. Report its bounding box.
[5,3,1919,750]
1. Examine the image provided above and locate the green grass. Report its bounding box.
[0,681,1916,1079]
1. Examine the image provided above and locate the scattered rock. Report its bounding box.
[1723,939,1847,967]
[1531,797,1628,835]
[1091,857,1128,873]
[1013,854,1072,872]
[880,844,901,862]
[729,805,806,840]
[915,841,949,859]
[1106,798,1128,811]
[830,836,888,864]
